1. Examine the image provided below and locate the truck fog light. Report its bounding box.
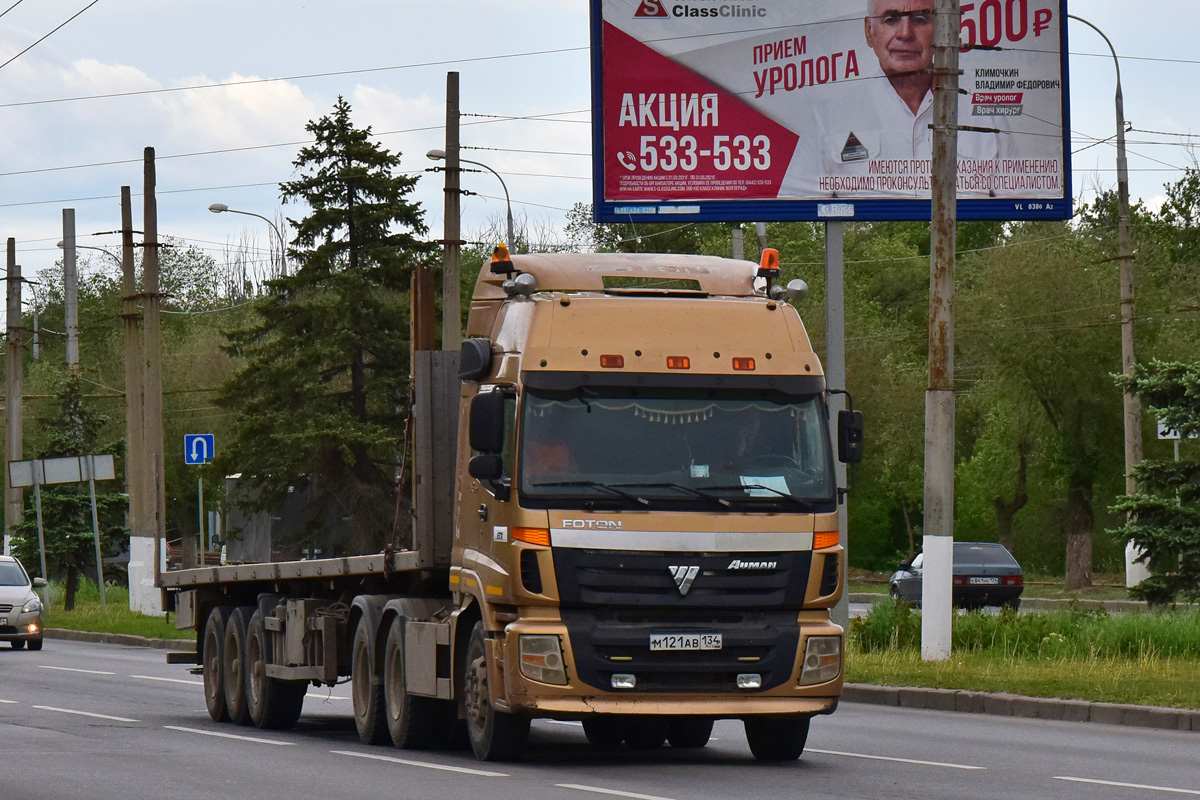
[736,673,762,689]
[519,634,568,685]
[611,673,636,690]
[799,635,842,686]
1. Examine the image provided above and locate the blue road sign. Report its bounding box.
[184,434,216,465]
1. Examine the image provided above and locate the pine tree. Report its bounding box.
[218,97,435,554]
[1111,361,1200,605]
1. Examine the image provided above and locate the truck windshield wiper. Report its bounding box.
[612,482,733,508]
[530,480,650,505]
[699,484,815,511]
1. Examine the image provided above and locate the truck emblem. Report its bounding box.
[728,559,778,570]
[669,565,700,596]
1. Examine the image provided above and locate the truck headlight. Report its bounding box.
[799,635,841,686]
[519,634,568,685]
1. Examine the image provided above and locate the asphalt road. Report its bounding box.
[1,639,1197,800]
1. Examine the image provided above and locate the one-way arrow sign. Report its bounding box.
[184,434,216,465]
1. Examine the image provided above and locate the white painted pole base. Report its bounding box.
[127,535,164,616]
[921,534,954,661]
[2,533,9,556]
[1125,540,1150,588]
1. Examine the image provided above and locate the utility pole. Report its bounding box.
[731,225,744,261]
[143,148,167,607]
[441,71,462,352]
[825,221,850,628]
[4,239,23,557]
[921,0,960,662]
[62,210,80,376]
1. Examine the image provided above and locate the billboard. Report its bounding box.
[591,0,1071,222]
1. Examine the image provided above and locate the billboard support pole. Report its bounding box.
[825,221,849,629]
[921,0,960,663]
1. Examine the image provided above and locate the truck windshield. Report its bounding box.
[519,387,835,510]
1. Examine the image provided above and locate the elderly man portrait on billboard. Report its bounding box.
[780,0,1019,199]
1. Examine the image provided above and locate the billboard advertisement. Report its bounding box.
[591,0,1071,222]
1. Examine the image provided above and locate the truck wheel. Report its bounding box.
[384,617,455,749]
[667,717,714,748]
[352,616,388,745]
[623,717,669,750]
[222,607,253,725]
[203,606,233,722]
[582,717,624,747]
[744,715,810,761]
[463,621,530,761]
[246,608,306,730]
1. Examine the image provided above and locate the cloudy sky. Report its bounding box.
[1,0,1197,286]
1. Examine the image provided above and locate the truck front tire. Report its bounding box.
[463,621,529,761]
[744,715,810,761]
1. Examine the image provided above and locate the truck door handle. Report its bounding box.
[478,504,488,521]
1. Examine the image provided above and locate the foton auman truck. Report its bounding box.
[163,248,863,762]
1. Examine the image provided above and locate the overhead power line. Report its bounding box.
[0,0,100,72]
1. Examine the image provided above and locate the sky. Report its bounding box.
[1,0,1198,289]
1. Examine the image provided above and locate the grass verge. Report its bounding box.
[847,598,1200,709]
[39,581,192,641]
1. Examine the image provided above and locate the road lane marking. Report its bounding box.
[131,675,203,686]
[39,665,116,676]
[1056,777,1200,796]
[165,726,295,746]
[331,749,507,777]
[306,691,350,700]
[557,784,677,800]
[544,719,582,726]
[0,699,17,704]
[807,748,986,771]
[34,706,138,722]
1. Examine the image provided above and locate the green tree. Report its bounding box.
[10,376,127,609]
[1111,360,1200,605]
[217,97,435,554]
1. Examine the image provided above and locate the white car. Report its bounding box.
[0,555,45,650]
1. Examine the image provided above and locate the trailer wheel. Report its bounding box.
[744,715,810,761]
[384,617,455,749]
[203,606,233,722]
[667,717,714,749]
[582,717,624,747]
[246,608,306,730]
[463,621,529,761]
[351,615,388,745]
[222,607,253,725]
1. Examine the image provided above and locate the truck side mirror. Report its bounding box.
[838,409,864,464]
[468,454,505,482]
[470,391,508,454]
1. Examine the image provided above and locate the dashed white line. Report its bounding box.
[165,725,295,746]
[807,748,986,770]
[0,699,17,704]
[130,674,203,686]
[1055,777,1200,796]
[34,705,138,722]
[544,719,583,726]
[306,691,350,700]
[39,665,115,676]
[557,785,677,800]
[331,749,507,777]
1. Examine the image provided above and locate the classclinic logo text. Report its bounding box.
[635,0,668,17]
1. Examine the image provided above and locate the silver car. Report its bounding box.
[0,555,45,650]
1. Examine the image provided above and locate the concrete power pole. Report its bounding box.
[4,240,23,557]
[921,0,960,662]
[142,149,167,614]
[62,209,80,376]
[441,71,462,352]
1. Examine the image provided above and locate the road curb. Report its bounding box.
[45,628,194,651]
[843,683,1199,733]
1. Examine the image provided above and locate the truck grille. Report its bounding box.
[553,549,810,693]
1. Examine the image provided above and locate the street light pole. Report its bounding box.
[426,149,515,247]
[1069,15,1146,588]
[208,203,288,277]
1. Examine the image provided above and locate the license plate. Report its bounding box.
[650,633,722,651]
[969,577,1000,585]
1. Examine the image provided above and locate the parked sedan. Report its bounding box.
[0,555,45,650]
[889,542,1024,610]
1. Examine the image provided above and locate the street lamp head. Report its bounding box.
[208,203,229,214]
[426,149,447,162]
[56,241,64,248]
